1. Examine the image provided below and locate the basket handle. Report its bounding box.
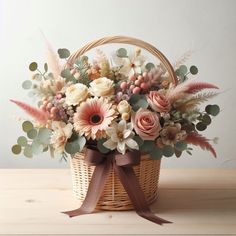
[67,36,177,86]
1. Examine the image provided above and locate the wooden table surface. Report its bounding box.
[0,168,235,235]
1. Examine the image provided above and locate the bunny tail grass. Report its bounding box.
[10,99,49,124]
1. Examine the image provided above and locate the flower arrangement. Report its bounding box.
[11,45,220,160]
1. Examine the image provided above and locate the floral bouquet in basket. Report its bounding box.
[11,36,220,225]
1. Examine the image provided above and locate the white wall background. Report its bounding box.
[0,0,235,168]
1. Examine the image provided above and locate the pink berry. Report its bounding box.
[143,72,147,77]
[138,75,143,81]
[130,85,135,90]
[50,107,58,114]
[129,75,136,81]
[140,82,148,90]
[134,80,140,86]
[43,101,48,106]
[120,81,127,90]
[132,86,141,94]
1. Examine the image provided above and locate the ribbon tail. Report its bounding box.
[62,159,111,217]
[114,164,172,225]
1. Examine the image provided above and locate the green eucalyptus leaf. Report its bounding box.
[29,62,38,71]
[116,48,127,58]
[140,140,155,153]
[61,68,72,79]
[12,144,22,155]
[128,94,141,105]
[37,128,52,145]
[175,141,187,151]
[27,128,38,139]
[22,121,33,132]
[162,145,174,157]
[202,114,211,125]
[65,136,86,154]
[133,98,148,111]
[133,136,144,147]
[44,63,48,72]
[97,138,110,154]
[150,147,163,160]
[23,145,33,158]
[145,63,155,71]
[178,65,188,75]
[190,65,198,75]
[31,140,44,155]
[196,122,207,131]
[17,136,28,146]
[206,104,220,116]
[22,80,32,89]
[58,48,70,59]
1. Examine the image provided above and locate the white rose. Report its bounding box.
[65,83,89,106]
[89,77,114,97]
[117,100,131,114]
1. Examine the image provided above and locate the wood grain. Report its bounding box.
[0,169,235,235]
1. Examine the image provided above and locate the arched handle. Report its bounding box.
[67,36,177,86]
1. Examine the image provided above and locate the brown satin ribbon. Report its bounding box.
[62,148,172,225]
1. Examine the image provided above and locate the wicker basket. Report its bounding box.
[71,153,161,210]
[68,36,177,211]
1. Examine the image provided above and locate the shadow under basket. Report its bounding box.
[70,152,161,211]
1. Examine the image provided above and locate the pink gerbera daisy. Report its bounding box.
[73,97,116,140]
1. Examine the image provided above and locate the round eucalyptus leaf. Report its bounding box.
[128,94,141,105]
[97,139,110,154]
[140,140,155,153]
[22,121,33,132]
[37,128,52,145]
[27,128,38,139]
[209,104,220,116]
[175,69,180,76]
[175,141,187,151]
[12,144,22,155]
[178,65,188,75]
[190,65,198,75]
[17,136,28,146]
[23,145,33,158]
[202,114,211,125]
[205,105,212,114]
[58,48,70,59]
[150,147,163,160]
[61,69,72,79]
[162,145,174,157]
[196,122,207,131]
[22,80,32,89]
[133,98,148,111]
[145,63,155,71]
[116,48,127,58]
[31,141,44,155]
[29,62,38,71]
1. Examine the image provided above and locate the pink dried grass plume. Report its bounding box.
[167,80,219,103]
[185,132,217,158]
[10,99,49,124]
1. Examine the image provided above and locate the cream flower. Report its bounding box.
[117,100,131,114]
[89,77,114,97]
[103,120,139,154]
[50,121,73,154]
[113,50,145,76]
[65,83,89,106]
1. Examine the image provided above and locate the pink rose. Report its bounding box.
[147,91,171,113]
[132,108,161,140]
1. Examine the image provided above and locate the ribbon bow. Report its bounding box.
[62,148,171,225]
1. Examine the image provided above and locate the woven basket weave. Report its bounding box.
[68,36,177,211]
[71,153,161,210]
